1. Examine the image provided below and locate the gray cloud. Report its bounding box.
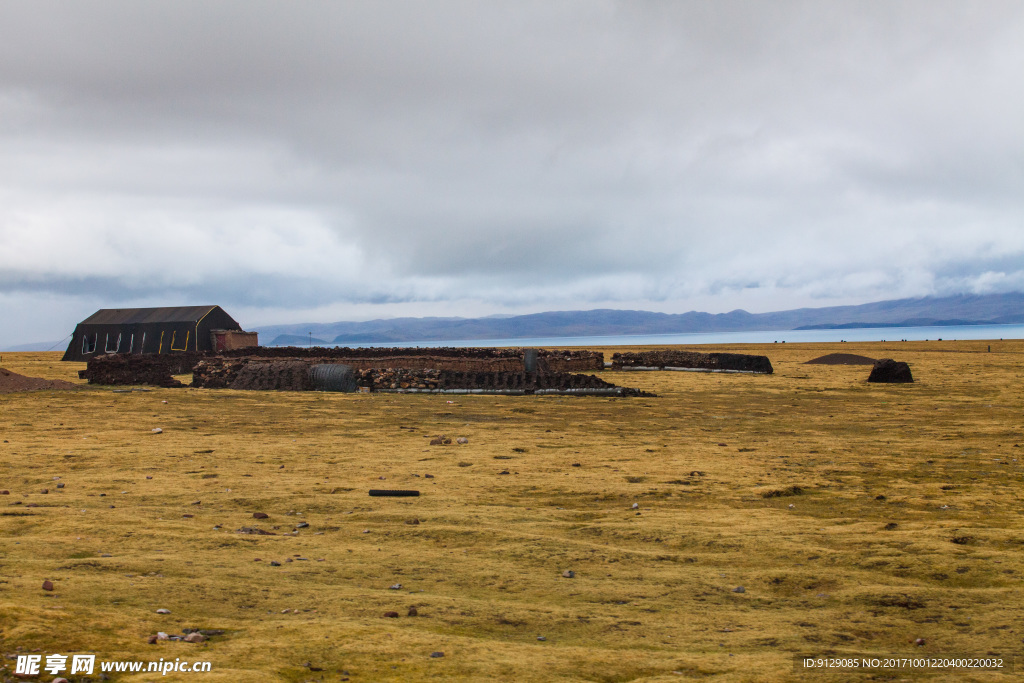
[1,0,1023,346]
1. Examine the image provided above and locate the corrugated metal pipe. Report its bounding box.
[309,364,358,392]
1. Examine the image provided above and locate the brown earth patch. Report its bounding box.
[0,367,79,393]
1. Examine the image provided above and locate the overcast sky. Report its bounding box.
[1,1,1022,347]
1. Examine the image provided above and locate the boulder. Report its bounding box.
[868,359,914,383]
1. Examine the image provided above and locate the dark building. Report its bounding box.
[62,305,255,362]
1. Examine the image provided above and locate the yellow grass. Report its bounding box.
[1,341,1022,682]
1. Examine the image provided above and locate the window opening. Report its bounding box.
[170,330,190,352]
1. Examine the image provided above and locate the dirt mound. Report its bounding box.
[0,367,79,393]
[805,353,877,365]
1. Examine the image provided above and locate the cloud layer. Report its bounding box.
[2,1,1023,345]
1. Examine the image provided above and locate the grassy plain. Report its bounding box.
[1,340,1023,682]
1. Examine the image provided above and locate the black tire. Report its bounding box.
[368,489,421,497]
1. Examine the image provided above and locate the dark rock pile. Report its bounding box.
[228,361,315,391]
[353,368,649,394]
[191,359,247,389]
[219,346,604,371]
[611,350,773,374]
[867,359,914,383]
[82,347,631,393]
[78,353,202,386]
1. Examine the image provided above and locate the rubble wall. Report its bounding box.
[611,350,773,374]
[79,353,203,387]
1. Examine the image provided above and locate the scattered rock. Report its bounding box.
[389,583,403,590]
[407,606,418,617]
[184,632,205,643]
[884,522,899,530]
[252,512,269,519]
[40,489,48,494]
[156,632,169,640]
[237,527,276,535]
[424,473,434,478]
[270,561,281,566]
[147,635,158,644]
[430,651,445,658]
[56,483,65,489]
[915,638,926,646]
[151,428,163,434]
[571,463,581,467]
[42,580,54,591]
[537,636,547,641]
[867,358,914,383]
[156,608,171,614]
[732,586,746,593]
[383,611,400,618]
[296,521,309,528]
[631,503,639,509]
[562,570,576,578]
[53,677,69,683]
[456,437,468,444]
[0,490,8,494]
[406,518,420,525]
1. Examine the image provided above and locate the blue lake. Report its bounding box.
[336,323,1024,349]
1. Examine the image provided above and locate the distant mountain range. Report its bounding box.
[256,292,1024,346]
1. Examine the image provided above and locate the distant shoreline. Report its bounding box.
[269,323,1024,349]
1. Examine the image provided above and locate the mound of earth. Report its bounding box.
[0,367,79,393]
[805,353,877,365]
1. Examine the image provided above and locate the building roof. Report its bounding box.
[78,306,222,326]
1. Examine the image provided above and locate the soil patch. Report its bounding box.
[0,367,79,393]
[805,353,876,365]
